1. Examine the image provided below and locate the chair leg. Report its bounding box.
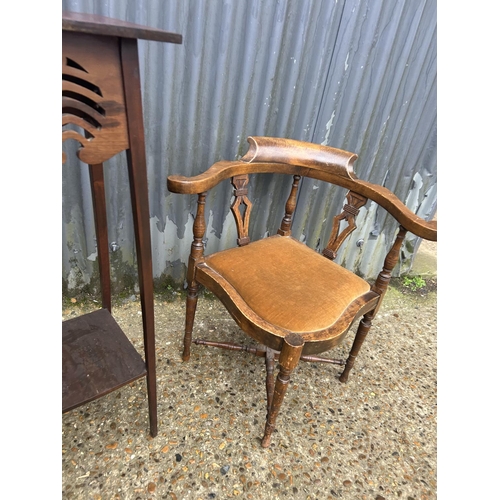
[265,348,275,415]
[183,283,199,361]
[261,333,304,448]
[340,225,408,384]
[339,312,373,383]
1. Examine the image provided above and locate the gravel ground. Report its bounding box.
[62,279,436,500]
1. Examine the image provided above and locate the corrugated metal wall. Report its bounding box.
[62,0,437,295]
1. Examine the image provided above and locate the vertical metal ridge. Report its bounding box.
[62,0,436,292]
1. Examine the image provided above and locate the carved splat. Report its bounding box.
[322,191,367,260]
[231,174,252,246]
[62,31,129,165]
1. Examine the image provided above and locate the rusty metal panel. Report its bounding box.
[62,0,436,293]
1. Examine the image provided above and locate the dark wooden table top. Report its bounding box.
[62,11,182,44]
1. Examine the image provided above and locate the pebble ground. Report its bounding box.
[62,283,436,500]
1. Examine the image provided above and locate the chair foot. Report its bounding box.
[261,425,275,448]
[339,366,351,383]
[261,333,304,448]
[182,332,192,361]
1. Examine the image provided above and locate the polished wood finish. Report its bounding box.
[265,347,275,416]
[121,37,159,434]
[167,136,437,446]
[262,333,304,448]
[167,138,436,242]
[278,175,301,236]
[192,339,345,365]
[338,225,409,381]
[183,192,207,361]
[323,191,367,260]
[62,11,183,44]
[62,31,130,165]
[62,309,146,412]
[88,163,112,312]
[230,174,252,246]
[62,13,182,437]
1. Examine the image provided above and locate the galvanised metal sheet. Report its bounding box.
[293,0,437,277]
[62,0,436,294]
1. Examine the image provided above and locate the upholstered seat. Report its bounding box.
[203,235,370,333]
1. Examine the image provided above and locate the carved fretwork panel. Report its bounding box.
[62,31,129,165]
[322,191,367,260]
[231,174,253,246]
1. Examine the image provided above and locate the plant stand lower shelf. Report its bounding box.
[62,309,146,413]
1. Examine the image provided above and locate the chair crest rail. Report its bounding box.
[242,136,358,180]
[167,158,436,242]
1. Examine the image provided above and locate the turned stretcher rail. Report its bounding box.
[193,339,346,365]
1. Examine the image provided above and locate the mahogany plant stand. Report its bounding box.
[62,12,181,437]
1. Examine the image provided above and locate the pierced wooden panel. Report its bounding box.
[231,174,252,246]
[323,191,367,260]
[62,31,129,165]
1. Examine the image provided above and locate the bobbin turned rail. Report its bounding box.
[193,339,346,365]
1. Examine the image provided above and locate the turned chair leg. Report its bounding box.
[262,333,304,448]
[340,225,408,383]
[339,311,374,383]
[183,192,207,362]
[183,283,199,361]
[265,348,275,415]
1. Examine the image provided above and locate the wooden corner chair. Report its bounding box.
[167,136,437,448]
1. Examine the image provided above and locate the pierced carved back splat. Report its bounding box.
[62,31,129,165]
[322,191,367,260]
[231,174,253,246]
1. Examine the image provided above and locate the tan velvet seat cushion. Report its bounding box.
[203,235,370,333]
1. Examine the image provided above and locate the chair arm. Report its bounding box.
[353,180,437,241]
[168,159,306,194]
[167,161,247,194]
[166,137,437,242]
